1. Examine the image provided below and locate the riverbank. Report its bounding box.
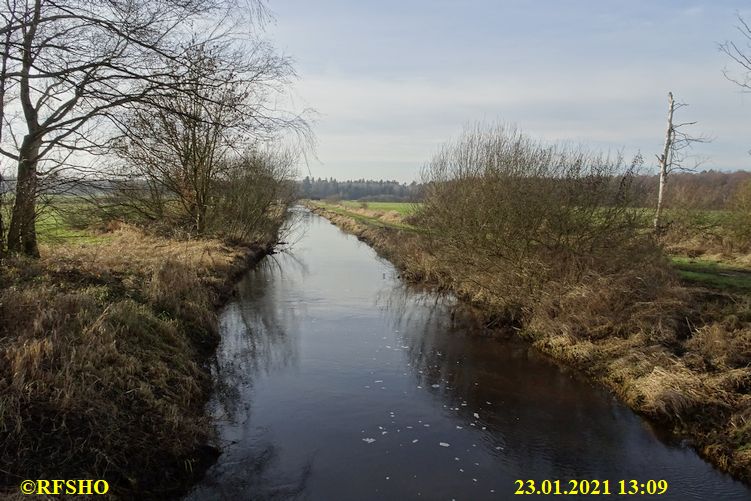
[0,223,277,499]
[308,202,751,485]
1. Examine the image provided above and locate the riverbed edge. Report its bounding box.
[174,237,278,497]
[307,203,751,486]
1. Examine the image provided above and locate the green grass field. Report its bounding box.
[37,211,109,245]
[671,256,751,291]
[2,199,110,246]
[338,200,420,215]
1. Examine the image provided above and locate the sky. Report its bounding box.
[264,0,751,183]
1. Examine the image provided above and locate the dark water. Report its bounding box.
[186,208,750,501]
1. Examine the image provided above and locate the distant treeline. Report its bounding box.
[631,170,751,210]
[4,169,750,209]
[295,170,751,209]
[298,177,422,202]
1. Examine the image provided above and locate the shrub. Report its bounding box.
[728,179,751,249]
[418,123,666,318]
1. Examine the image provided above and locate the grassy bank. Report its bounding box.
[308,201,751,485]
[0,221,277,499]
[337,200,420,215]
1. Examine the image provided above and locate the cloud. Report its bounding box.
[293,59,750,180]
[270,1,751,181]
[683,6,705,17]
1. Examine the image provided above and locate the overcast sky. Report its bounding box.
[267,1,751,182]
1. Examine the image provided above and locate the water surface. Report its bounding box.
[187,209,750,500]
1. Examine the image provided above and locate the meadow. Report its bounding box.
[338,200,420,215]
[314,201,419,231]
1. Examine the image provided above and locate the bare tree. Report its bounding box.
[111,39,307,234]
[720,14,751,93]
[0,0,260,256]
[0,171,5,255]
[0,1,14,257]
[214,147,298,242]
[653,92,707,233]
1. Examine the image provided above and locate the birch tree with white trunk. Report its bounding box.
[653,91,706,235]
[653,92,675,233]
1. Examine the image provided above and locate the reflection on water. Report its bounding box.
[211,257,302,423]
[190,253,311,500]
[187,208,751,500]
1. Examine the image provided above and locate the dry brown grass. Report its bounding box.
[0,225,269,499]
[351,208,405,226]
[687,323,751,370]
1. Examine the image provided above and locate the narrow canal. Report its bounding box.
[186,208,751,500]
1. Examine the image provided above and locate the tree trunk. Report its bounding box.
[196,205,207,234]
[0,10,10,257]
[195,182,209,234]
[654,92,675,234]
[7,135,41,257]
[0,177,5,257]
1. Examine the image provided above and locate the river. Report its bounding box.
[186,208,751,500]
